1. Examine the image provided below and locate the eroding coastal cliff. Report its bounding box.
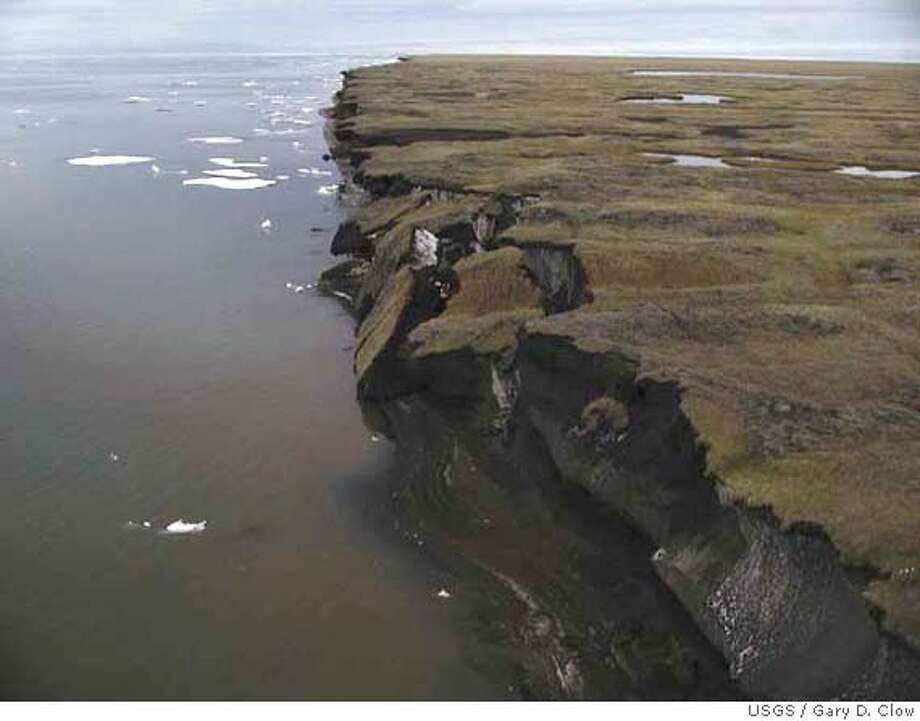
[320,56,920,700]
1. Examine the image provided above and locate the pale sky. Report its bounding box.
[0,0,918,60]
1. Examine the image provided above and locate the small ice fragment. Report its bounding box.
[163,519,207,535]
[208,157,267,169]
[68,155,155,167]
[183,177,276,190]
[293,285,305,294]
[13,108,31,115]
[142,521,152,528]
[370,433,382,443]
[123,96,153,104]
[317,184,339,195]
[285,282,295,290]
[246,102,257,108]
[203,168,258,179]
[436,589,452,599]
[242,80,258,88]
[181,80,198,87]
[259,156,268,163]
[292,141,301,149]
[193,100,207,107]
[187,136,244,145]
[109,452,120,462]
[151,164,161,174]
[275,174,290,181]
[260,218,273,232]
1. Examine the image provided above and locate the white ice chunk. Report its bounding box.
[203,168,258,179]
[260,218,273,232]
[436,589,452,599]
[187,136,244,145]
[163,519,207,535]
[317,183,340,195]
[67,155,155,167]
[183,177,276,190]
[208,157,268,169]
[413,228,439,268]
[123,95,153,104]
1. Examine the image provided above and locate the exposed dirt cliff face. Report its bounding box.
[319,57,920,700]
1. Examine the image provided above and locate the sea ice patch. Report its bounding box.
[203,168,258,179]
[209,157,268,169]
[183,177,277,190]
[162,519,207,535]
[67,155,156,167]
[317,184,340,195]
[187,136,244,145]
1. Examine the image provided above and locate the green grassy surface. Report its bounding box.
[338,55,920,644]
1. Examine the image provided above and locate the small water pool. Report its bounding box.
[622,93,733,105]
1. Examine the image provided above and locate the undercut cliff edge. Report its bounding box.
[319,56,920,700]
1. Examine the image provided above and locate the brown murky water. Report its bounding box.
[0,54,503,699]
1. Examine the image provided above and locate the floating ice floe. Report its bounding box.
[643,152,730,169]
[193,100,208,107]
[187,136,244,145]
[162,519,207,535]
[317,184,340,195]
[123,95,153,104]
[180,80,198,87]
[285,282,305,294]
[834,166,920,180]
[109,452,120,462]
[151,165,188,176]
[275,174,290,181]
[183,177,277,190]
[242,80,259,88]
[209,156,268,169]
[204,168,258,179]
[298,167,332,177]
[260,218,273,232]
[67,155,156,167]
[13,108,31,115]
[436,589,452,599]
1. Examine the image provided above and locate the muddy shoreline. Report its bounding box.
[318,58,920,700]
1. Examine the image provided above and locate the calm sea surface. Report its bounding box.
[0,54,502,700]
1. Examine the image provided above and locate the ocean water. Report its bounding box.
[0,54,502,700]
